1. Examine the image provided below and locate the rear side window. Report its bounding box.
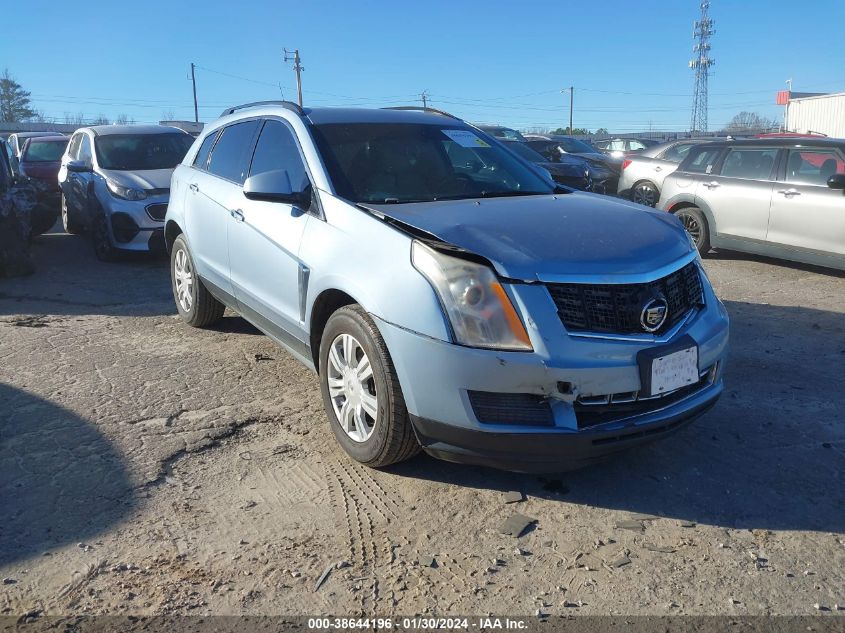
[207,120,260,184]
[248,120,310,192]
[193,131,218,170]
[720,148,778,180]
[67,134,82,159]
[661,143,695,163]
[683,147,722,174]
[784,148,845,186]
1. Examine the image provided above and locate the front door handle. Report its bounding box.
[230,208,244,222]
[776,188,801,198]
[703,181,720,189]
[189,183,199,193]
[654,166,663,172]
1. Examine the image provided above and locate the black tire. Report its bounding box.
[673,205,711,255]
[30,207,58,237]
[631,181,659,207]
[319,305,420,468]
[91,208,120,262]
[61,194,83,235]
[170,234,225,327]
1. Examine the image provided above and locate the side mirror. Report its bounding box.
[67,159,92,173]
[827,173,845,190]
[243,169,310,206]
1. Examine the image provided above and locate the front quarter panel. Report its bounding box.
[301,193,451,342]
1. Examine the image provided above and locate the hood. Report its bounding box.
[99,168,173,191]
[20,160,60,183]
[365,194,693,282]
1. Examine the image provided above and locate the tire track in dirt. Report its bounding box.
[323,454,404,613]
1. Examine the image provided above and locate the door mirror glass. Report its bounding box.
[243,169,310,205]
[66,159,92,173]
[827,173,845,190]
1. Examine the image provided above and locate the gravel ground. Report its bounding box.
[1,228,843,617]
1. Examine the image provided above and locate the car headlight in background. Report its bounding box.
[106,179,147,201]
[411,241,533,351]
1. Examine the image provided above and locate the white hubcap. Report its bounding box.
[327,333,378,443]
[173,248,194,313]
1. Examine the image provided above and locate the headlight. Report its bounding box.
[411,241,532,351]
[107,179,147,201]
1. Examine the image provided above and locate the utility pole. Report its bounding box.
[561,87,574,134]
[689,1,715,133]
[784,78,793,131]
[190,63,199,123]
[284,49,304,107]
[421,90,429,109]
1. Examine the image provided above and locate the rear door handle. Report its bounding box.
[189,183,199,193]
[654,166,663,172]
[776,188,801,197]
[703,181,720,189]
[229,208,244,222]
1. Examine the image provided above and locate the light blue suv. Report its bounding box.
[165,102,729,472]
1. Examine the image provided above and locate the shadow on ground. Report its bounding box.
[707,248,845,278]
[0,228,171,318]
[389,300,845,533]
[0,383,133,567]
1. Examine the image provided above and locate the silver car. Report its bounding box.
[658,138,845,270]
[166,102,729,472]
[618,138,715,206]
[58,125,193,260]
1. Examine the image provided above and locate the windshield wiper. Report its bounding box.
[477,190,549,199]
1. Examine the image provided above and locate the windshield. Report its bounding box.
[95,133,194,171]
[555,137,598,154]
[310,123,554,204]
[22,139,68,162]
[502,141,547,164]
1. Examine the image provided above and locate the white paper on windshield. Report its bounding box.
[441,129,490,148]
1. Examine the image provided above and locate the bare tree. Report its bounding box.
[725,111,778,133]
[64,112,86,126]
[115,113,129,124]
[161,109,176,121]
[92,114,110,125]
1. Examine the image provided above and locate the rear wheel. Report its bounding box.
[673,205,711,255]
[170,234,225,327]
[319,305,420,467]
[61,194,83,235]
[631,181,659,207]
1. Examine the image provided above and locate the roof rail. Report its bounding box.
[382,105,460,120]
[220,100,304,117]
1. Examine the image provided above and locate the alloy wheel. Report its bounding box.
[633,183,658,207]
[326,333,378,443]
[677,211,702,245]
[173,248,194,313]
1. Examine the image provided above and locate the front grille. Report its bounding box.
[145,203,168,221]
[546,261,703,335]
[467,391,554,427]
[574,364,717,429]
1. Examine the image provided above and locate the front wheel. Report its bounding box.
[170,234,225,327]
[319,305,420,467]
[673,206,711,255]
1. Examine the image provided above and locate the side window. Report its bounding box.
[628,140,646,151]
[684,147,723,174]
[67,134,82,159]
[719,148,778,180]
[193,131,218,170]
[207,120,260,184]
[248,120,310,192]
[784,148,845,186]
[78,135,93,164]
[661,143,695,163]
[609,139,626,151]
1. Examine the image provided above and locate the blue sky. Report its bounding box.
[3,0,844,132]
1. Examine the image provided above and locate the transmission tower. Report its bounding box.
[689,1,715,133]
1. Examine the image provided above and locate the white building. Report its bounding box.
[781,92,845,138]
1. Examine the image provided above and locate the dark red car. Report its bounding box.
[18,135,69,234]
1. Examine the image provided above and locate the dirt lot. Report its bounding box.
[1,228,843,618]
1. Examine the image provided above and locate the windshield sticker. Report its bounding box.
[441,129,490,148]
